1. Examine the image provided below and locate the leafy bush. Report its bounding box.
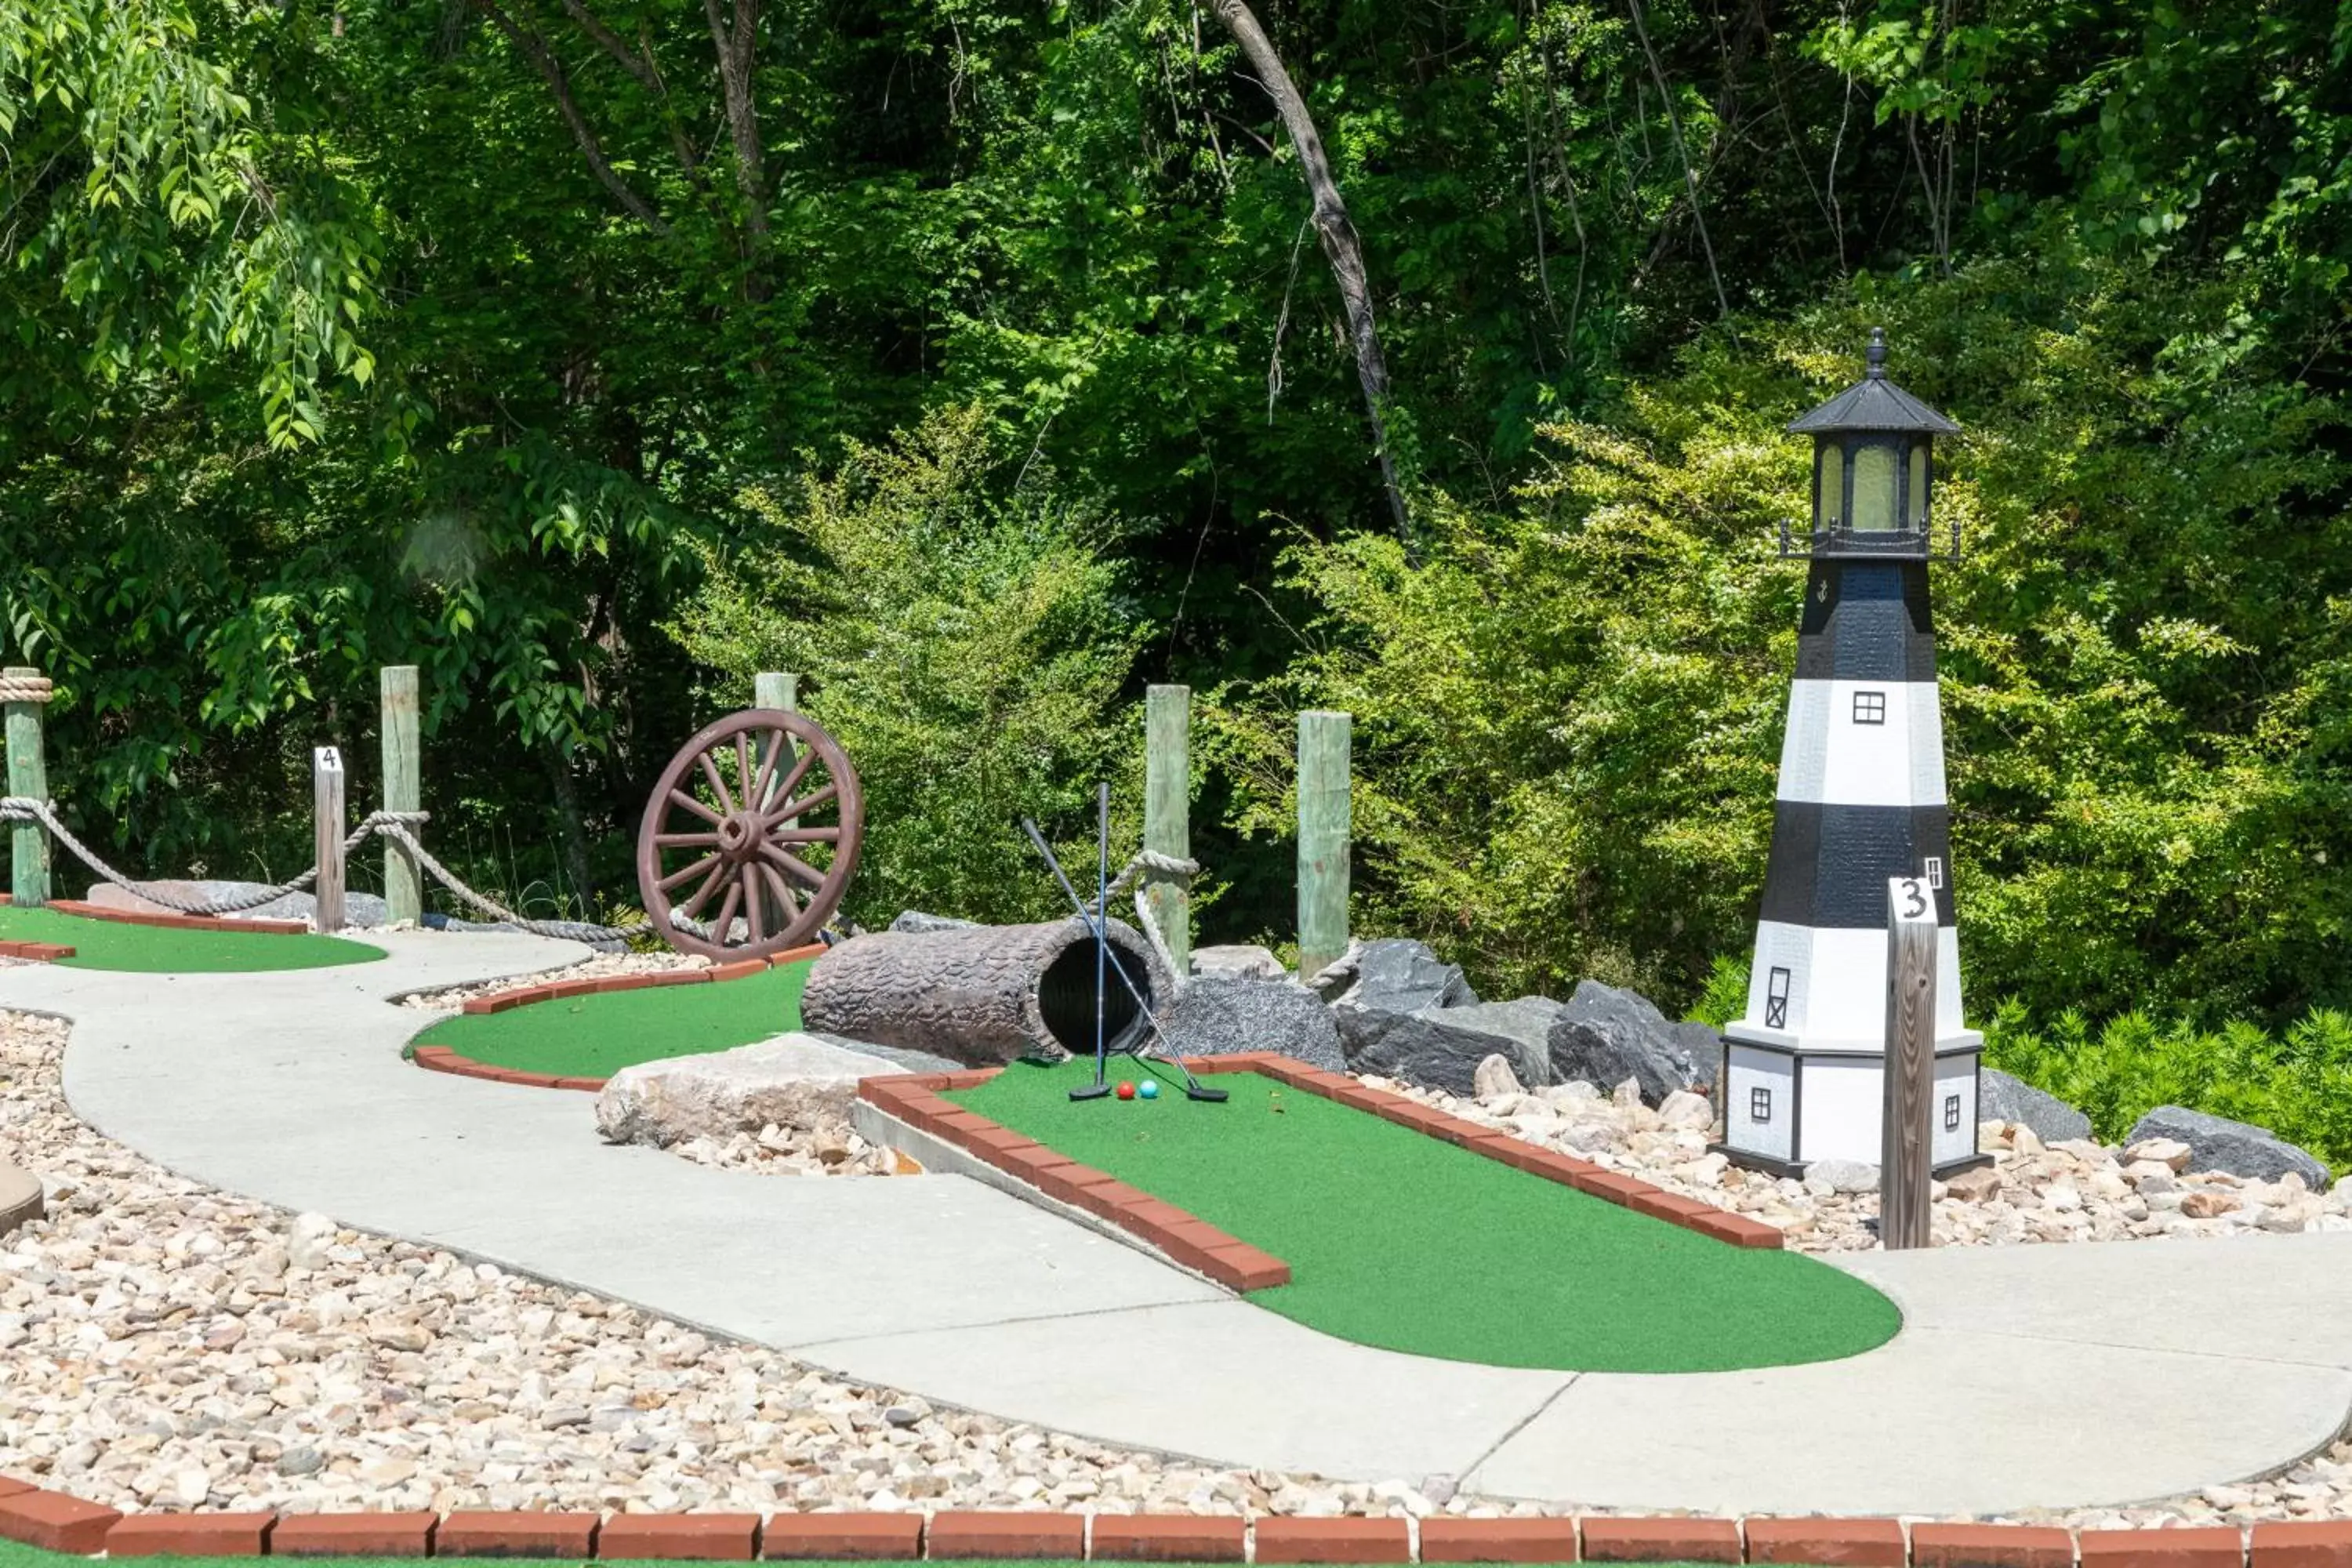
[668,408,1148,929]
[1984,1006,2352,1176]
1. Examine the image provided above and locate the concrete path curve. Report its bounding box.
[6,930,2349,1517]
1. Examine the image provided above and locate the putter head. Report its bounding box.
[1069,1083,1112,1102]
[1185,1086,1230,1103]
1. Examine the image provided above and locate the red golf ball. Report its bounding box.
[1116,1080,1136,1101]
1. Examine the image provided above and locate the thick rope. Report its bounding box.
[1079,847,1199,988]
[0,676,54,706]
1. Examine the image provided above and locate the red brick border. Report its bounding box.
[43,896,313,935]
[408,943,830,1091]
[0,1475,2311,1564]
[857,1070,1293,1294]
[0,939,72,961]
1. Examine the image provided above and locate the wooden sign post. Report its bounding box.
[1880,874,1939,1249]
[1144,684,1192,976]
[380,666,422,925]
[313,747,347,933]
[2,668,49,907]
[1296,710,1352,981]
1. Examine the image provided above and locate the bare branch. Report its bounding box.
[557,0,657,89]
[1208,0,1414,554]
[477,0,672,236]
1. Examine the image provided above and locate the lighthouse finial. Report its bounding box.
[1865,327,1889,379]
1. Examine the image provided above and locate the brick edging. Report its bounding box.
[858,1069,1294,1294]
[0,1481,2325,1564]
[408,942,831,1092]
[0,940,73,962]
[42,897,313,936]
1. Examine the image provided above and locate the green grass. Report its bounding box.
[953,1060,1900,1374]
[0,904,383,972]
[408,960,813,1077]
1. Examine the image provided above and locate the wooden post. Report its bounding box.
[1880,875,1939,1249]
[1296,710,1351,981]
[754,671,799,711]
[313,746,347,932]
[380,666,422,925]
[1144,684,1192,975]
[3,668,49,906]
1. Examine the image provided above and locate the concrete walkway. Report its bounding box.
[6,930,2349,1517]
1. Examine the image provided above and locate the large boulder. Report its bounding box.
[1334,999,1553,1098]
[1334,938,1480,1015]
[1979,1069,2092,1145]
[1157,975,1346,1073]
[1189,945,1288,982]
[1545,981,1716,1106]
[83,879,390,927]
[2123,1105,2331,1190]
[596,1033,909,1148]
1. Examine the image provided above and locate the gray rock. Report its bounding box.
[1334,1004,1551,1098]
[806,1033,966,1076]
[1334,938,1480,1015]
[1190,944,1288,982]
[1303,939,1363,1000]
[888,910,979,934]
[1156,975,1346,1073]
[1806,1159,1881,1194]
[1544,981,1716,1106]
[595,1033,911,1148]
[274,1446,323,1478]
[1979,1068,2092,1144]
[2124,1105,2331,1190]
[1471,1054,1525,1098]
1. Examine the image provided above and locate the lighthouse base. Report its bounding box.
[1714,1036,1987,1173]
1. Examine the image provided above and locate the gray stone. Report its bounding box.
[2124,1105,2330,1191]
[1980,1068,2093,1144]
[1303,939,1363,1000]
[1544,981,1716,1106]
[806,1034,966,1076]
[1154,975,1346,1073]
[1334,1001,1552,1098]
[274,1446,324,1479]
[596,1033,912,1148]
[1190,944,1288,982]
[1334,938,1479,1015]
[888,910,979,934]
[1472,1054,1525,1099]
[1806,1159,1881,1194]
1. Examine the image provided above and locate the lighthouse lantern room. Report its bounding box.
[1719,328,1989,1176]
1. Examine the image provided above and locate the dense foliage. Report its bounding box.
[4,0,2349,1096]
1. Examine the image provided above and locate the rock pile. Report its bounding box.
[1387,1066,2352,1252]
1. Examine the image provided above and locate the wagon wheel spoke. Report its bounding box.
[768,826,840,844]
[758,842,831,889]
[735,732,753,815]
[657,852,722,894]
[762,749,816,822]
[747,725,786,815]
[697,752,739,817]
[757,861,800,922]
[668,788,722,826]
[677,861,730,921]
[655,831,719,848]
[741,866,766,946]
[712,879,743,946]
[769,780,838,825]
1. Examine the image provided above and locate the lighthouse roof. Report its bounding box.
[1786,328,1961,435]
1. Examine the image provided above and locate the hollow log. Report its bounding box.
[800,917,1171,1066]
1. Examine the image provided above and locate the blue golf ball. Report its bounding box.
[1137,1079,1161,1100]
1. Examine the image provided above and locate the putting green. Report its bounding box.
[0,904,383,972]
[409,960,813,1077]
[952,1059,1900,1374]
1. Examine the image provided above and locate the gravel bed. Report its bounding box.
[398,951,711,1013]
[3,1005,2348,1528]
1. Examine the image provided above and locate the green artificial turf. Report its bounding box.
[408,960,813,1077]
[953,1059,1901,1374]
[0,904,383,972]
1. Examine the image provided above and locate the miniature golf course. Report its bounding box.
[0,905,383,971]
[951,1060,1900,1374]
[408,960,814,1079]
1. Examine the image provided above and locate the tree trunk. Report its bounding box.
[1209,0,1414,556]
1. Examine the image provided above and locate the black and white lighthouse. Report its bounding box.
[1719,329,1984,1174]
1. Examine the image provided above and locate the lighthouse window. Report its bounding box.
[1850,442,1898,532]
[1765,966,1791,1028]
[1751,1087,1773,1123]
[1853,690,1886,724]
[1817,445,1843,528]
[1943,1094,1962,1133]
[1925,855,1944,889]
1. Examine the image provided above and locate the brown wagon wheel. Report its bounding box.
[636,708,865,961]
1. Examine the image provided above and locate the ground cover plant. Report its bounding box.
[408,963,812,1080]
[953,1059,1900,1372]
[0,906,383,973]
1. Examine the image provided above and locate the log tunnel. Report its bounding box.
[800,917,1167,1065]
